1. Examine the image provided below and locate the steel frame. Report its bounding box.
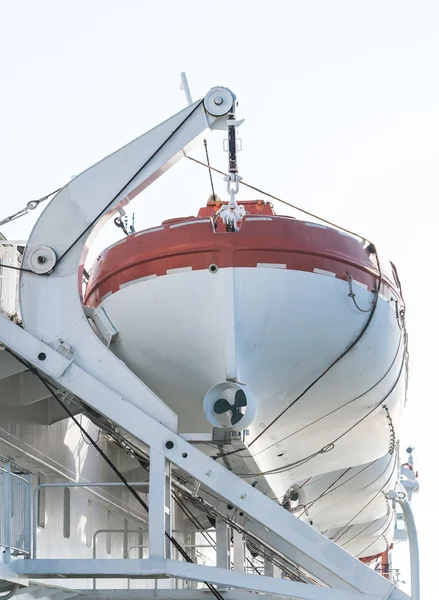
[0,86,409,600]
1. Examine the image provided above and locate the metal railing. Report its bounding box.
[0,463,31,560]
[93,528,148,589]
[33,480,149,558]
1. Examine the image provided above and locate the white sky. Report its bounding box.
[1,0,437,595]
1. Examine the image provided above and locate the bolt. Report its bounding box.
[37,255,47,264]
[165,441,174,450]
[213,96,223,106]
[38,352,46,361]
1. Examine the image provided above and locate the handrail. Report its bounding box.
[33,480,148,558]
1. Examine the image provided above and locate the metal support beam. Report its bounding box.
[0,84,409,600]
[0,315,409,600]
[12,558,395,600]
[72,593,302,600]
[397,496,420,600]
[149,449,167,559]
[216,519,229,569]
[233,531,245,573]
[19,89,236,437]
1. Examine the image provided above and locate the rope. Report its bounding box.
[203,140,217,201]
[5,349,226,600]
[0,187,62,228]
[249,330,403,459]
[346,271,376,312]
[354,513,396,560]
[186,155,368,241]
[330,457,398,544]
[56,101,204,265]
[216,250,383,463]
[229,351,405,480]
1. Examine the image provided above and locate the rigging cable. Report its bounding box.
[296,458,381,519]
[355,516,395,560]
[203,140,217,201]
[341,509,394,551]
[0,102,204,274]
[249,331,404,459]
[229,353,405,480]
[217,330,403,470]
[0,187,62,228]
[215,250,383,462]
[329,457,398,545]
[5,349,226,600]
[55,101,204,266]
[297,453,395,523]
[186,156,368,241]
[0,187,62,274]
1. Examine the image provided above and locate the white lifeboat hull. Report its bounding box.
[99,266,404,492]
[85,206,407,560]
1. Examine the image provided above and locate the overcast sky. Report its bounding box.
[1,1,437,595]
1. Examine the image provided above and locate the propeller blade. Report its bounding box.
[214,398,232,414]
[231,409,243,425]
[234,389,247,408]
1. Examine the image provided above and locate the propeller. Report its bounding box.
[213,389,247,425]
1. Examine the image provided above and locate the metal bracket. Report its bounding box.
[83,306,118,347]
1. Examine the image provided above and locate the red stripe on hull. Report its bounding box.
[85,214,401,308]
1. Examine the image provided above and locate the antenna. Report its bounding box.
[179,72,193,106]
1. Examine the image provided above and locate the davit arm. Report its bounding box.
[18,86,237,431]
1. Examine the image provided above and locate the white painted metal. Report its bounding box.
[0,241,24,318]
[0,464,31,558]
[78,592,327,600]
[32,482,149,559]
[98,267,405,495]
[179,73,193,106]
[13,557,393,600]
[19,90,235,433]
[148,450,167,559]
[297,453,397,530]
[215,519,229,570]
[396,496,420,600]
[0,86,411,599]
[0,313,407,598]
[232,532,245,573]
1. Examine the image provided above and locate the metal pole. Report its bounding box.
[25,473,32,555]
[180,73,193,106]
[397,497,420,600]
[92,528,147,590]
[4,463,11,563]
[149,449,166,558]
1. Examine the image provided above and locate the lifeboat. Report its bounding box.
[85,198,407,558]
